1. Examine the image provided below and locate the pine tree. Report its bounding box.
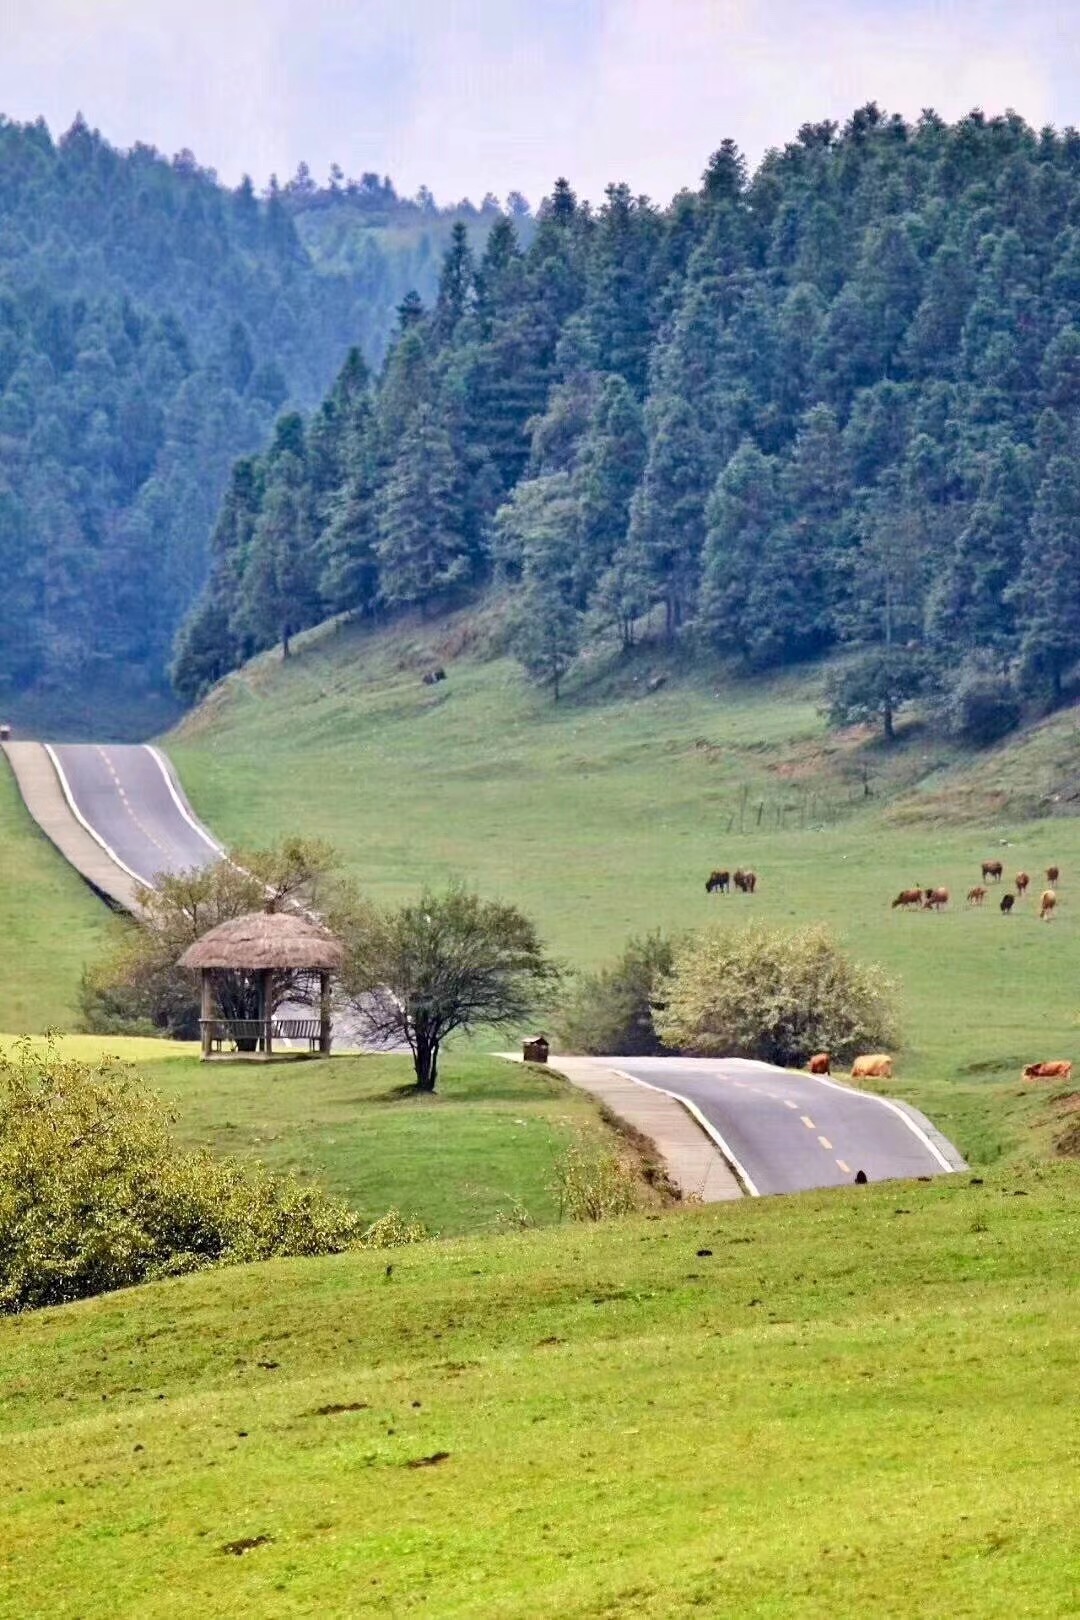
[376,405,468,609]
[627,395,711,638]
[575,374,645,603]
[1016,453,1080,706]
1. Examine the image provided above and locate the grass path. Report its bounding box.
[2,1161,1077,1616]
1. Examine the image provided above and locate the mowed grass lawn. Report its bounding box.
[0,1035,628,1235]
[168,616,1080,1166]
[2,1161,1077,1618]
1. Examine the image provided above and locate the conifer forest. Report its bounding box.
[7,109,1080,737]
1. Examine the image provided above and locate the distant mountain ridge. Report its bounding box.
[0,114,513,735]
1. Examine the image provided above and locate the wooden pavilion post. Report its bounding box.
[319,970,331,1055]
[262,968,274,1057]
[200,970,214,1060]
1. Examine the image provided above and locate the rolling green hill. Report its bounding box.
[3,1159,1077,1617]
[168,610,1080,1168]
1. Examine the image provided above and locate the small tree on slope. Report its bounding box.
[337,883,560,1092]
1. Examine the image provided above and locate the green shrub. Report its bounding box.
[551,1141,640,1222]
[556,930,675,1055]
[0,1042,422,1313]
[942,660,1021,747]
[655,921,898,1067]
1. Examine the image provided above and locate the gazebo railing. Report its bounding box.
[201,1017,326,1052]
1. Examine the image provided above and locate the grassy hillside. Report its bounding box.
[0,762,122,1031]
[0,1036,642,1236]
[3,1159,1077,1617]
[168,614,1080,1167]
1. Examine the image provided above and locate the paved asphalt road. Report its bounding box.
[47,743,223,888]
[605,1056,960,1194]
[35,747,964,1177]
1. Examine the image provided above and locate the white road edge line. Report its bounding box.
[43,744,154,890]
[145,746,227,857]
[608,1067,761,1197]
[765,1063,957,1174]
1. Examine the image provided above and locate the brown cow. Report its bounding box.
[852,1054,893,1080]
[807,1052,831,1075]
[1046,864,1060,885]
[1000,893,1015,914]
[705,869,730,894]
[1040,889,1057,920]
[923,887,949,910]
[1015,871,1030,896]
[982,859,1004,882]
[966,886,987,906]
[1022,1060,1073,1082]
[892,888,923,909]
[733,868,757,894]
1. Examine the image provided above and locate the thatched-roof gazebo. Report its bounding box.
[180,911,345,1061]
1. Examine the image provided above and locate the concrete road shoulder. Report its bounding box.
[527,1054,744,1203]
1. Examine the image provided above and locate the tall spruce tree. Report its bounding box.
[376,404,468,609]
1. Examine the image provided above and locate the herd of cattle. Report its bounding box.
[891,861,1061,920]
[703,855,1070,1085]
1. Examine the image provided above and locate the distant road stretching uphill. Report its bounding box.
[602,1056,963,1193]
[5,742,222,904]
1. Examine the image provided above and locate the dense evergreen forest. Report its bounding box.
[0,116,511,731]
[177,106,1080,743]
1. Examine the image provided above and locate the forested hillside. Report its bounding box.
[0,116,509,732]
[177,107,1080,743]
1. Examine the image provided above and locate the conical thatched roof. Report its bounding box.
[178,911,344,972]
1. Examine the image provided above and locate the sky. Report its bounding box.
[2,1,1078,208]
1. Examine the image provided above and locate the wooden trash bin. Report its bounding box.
[522,1035,549,1064]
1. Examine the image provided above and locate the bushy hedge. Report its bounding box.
[556,931,675,1055]
[655,922,898,1067]
[0,1043,420,1313]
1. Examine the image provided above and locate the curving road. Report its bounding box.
[7,741,966,1181]
[602,1056,961,1194]
[46,743,223,889]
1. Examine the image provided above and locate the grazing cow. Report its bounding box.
[1015,871,1030,896]
[1047,864,1060,885]
[982,860,1004,882]
[1000,893,1015,914]
[852,1054,893,1080]
[808,1052,831,1075]
[923,887,949,910]
[1022,1060,1073,1082]
[733,869,758,894]
[705,869,730,894]
[1040,888,1057,920]
[892,888,923,910]
[966,886,987,906]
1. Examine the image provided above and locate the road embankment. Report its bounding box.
[2,742,144,915]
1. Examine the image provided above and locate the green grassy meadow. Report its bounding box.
[2,1160,1077,1618]
[0,763,120,1031]
[167,614,1080,1167]
[0,1035,634,1236]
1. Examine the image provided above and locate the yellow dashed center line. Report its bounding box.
[818,1135,833,1150]
[800,1115,816,1130]
[783,1100,799,1110]
[96,747,174,866]
[836,1158,851,1174]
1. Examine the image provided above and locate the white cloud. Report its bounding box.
[0,1,1070,205]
